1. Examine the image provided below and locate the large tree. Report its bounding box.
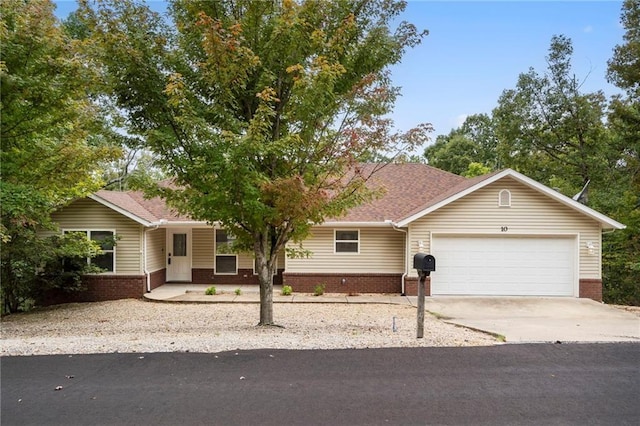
[603,0,640,305]
[423,113,498,176]
[0,0,117,312]
[493,35,614,196]
[78,0,428,325]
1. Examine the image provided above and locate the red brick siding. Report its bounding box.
[404,276,431,296]
[282,273,402,294]
[192,268,217,284]
[403,277,602,300]
[579,279,602,302]
[191,268,284,285]
[149,269,166,291]
[40,274,146,306]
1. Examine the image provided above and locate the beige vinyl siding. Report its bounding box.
[286,227,404,273]
[236,253,253,270]
[49,198,143,274]
[277,250,285,269]
[408,177,602,278]
[193,228,215,268]
[146,228,166,272]
[192,228,258,270]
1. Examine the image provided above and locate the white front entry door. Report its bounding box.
[166,229,192,282]
[431,236,576,296]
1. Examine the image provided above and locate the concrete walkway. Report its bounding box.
[144,284,415,305]
[144,284,640,343]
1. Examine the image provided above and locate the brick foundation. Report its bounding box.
[190,268,284,286]
[40,274,146,306]
[282,273,402,294]
[579,279,603,302]
[149,269,166,291]
[404,276,431,296]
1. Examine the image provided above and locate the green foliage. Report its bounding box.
[0,0,118,313]
[462,162,491,178]
[607,0,640,99]
[601,0,640,305]
[423,113,498,174]
[78,0,428,324]
[424,134,479,175]
[314,283,326,296]
[281,285,293,296]
[235,288,242,296]
[493,35,611,192]
[1,231,103,314]
[205,286,217,296]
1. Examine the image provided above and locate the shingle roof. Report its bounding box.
[91,164,487,225]
[330,163,469,222]
[93,190,191,224]
[88,165,625,230]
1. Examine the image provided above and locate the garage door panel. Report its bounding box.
[432,236,575,296]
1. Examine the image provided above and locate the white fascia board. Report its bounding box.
[397,169,626,230]
[155,221,210,228]
[505,170,626,230]
[89,194,153,227]
[316,221,394,227]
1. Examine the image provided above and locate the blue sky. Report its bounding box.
[54,0,626,143]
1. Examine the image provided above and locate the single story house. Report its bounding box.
[45,164,625,303]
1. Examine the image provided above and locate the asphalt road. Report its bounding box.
[2,344,638,425]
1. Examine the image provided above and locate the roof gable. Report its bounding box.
[90,190,194,226]
[396,169,625,230]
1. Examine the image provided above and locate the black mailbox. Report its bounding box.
[414,253,436,272]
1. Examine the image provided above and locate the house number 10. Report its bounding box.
[501,226,509,232]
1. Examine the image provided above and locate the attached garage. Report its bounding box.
[431,235,577,296]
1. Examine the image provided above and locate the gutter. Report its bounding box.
[389,220,409,296]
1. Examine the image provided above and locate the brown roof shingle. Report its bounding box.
[331,163,468,222]
[93,164,490,225]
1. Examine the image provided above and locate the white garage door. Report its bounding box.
[431,236,576,296]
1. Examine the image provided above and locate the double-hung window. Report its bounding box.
[64,230,116,273]
[215,229,237,274]
[335,230,359,253]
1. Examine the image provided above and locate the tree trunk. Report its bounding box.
[255,242,274,326]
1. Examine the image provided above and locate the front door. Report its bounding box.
[166,229,192,281]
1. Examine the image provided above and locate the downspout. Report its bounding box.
[390,221,409,296]
[144,224,160,293]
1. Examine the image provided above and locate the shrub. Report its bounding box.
[234,288,242,296]
[281,285,293,296]
[205,286,216,295]
[314,283,325,296]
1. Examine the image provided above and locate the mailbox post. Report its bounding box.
[413,253,436,338]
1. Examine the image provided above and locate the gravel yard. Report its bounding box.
[1,299,497,356]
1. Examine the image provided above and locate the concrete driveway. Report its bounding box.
[424,297,640,343]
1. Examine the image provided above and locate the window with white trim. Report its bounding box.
[498,189,511,207]
[64,230,116,272]
[215,229,237,274]
[335,230,359,253]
